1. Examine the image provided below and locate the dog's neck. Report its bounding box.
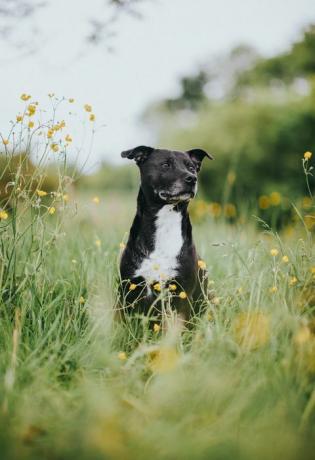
[132,187,192,240]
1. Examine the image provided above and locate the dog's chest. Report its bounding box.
[134,205,183,283]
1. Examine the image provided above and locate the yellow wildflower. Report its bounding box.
[169,284,177,291]
[118,351,127,361]
[89,113,95,122]
[270,248,279,257]
[16,115,23,123]
[209,202,221,217]
[20,93,31,101]
[79,296,85,304]
[129,283,137,291]
[282,255,289,263]
[2,139,9,145]
[69,98,74,103]
[233,312,270,350]
[212,296,220,305]
[149,347,179,374]
[269,286,277,294]
[270,192,281,206]
[84,104,92,112]
[258,195,270,209]
[289,276,297,286]
[28,121,34,129]
[153,283,161,292]
[92,196,100,204]
[27,104,36,116]
[294,326,311,345]
[0,210,9,220]
[153,323,161,333]
[302,196,312,209]
[36,190,47,197]
[197,259,206,270]
[119,242,126,250]
[50,143,59,152]
[304,151,312,160]
[224,203,237,218]
[59,120,66,129]
[47,129,54,138]
[192,200,207,220]
[304,215,315,231]
[311,267,315,275]
[65,134,72,143]
[63,194,69,202]
[95,239,101,248]
[179,291,187,299]
[227,171,236,185]
[48,206,56,215]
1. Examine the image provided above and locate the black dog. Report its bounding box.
[118,146,213,322]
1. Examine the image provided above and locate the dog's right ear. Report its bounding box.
[121,145,154,165]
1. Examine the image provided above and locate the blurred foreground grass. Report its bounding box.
[0,188,315,460]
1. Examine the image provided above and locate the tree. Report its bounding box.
[0,0,148,52]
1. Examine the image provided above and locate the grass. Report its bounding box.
[0,185,315,460]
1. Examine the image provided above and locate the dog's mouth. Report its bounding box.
[158,190,195,203]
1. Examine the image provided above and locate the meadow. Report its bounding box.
[0,97,315,460]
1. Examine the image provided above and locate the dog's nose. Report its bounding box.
[184,174,197,185]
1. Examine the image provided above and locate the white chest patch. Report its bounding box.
[134,205,183,283]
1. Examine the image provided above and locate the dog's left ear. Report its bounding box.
[121,145,154,165]
[187,148,214,171]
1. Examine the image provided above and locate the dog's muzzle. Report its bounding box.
[158,190,195,203]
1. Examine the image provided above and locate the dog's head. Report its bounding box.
[121,146,213,204]
[121,145,213,203]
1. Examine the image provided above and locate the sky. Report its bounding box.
[1,0,315,170]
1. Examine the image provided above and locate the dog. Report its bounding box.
[118,146,213,323]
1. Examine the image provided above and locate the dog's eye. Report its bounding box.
[161,162,170,170]
[184,161,195,172]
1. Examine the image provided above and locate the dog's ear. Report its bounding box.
[121,145,154,165]
[187,148,214,171]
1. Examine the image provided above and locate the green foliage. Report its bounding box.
[237,25,315,87]
[158,92,315,203]
[76,161,139,192]
[164,71,208,111]
[143,23,315,230]
[0,153,59,208]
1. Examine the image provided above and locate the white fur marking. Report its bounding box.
[135,205,183,283]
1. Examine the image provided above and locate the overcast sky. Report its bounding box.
[1,0,315,170]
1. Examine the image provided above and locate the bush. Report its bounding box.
[0,153,59,209]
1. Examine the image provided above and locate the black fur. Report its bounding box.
[118,146,213,321]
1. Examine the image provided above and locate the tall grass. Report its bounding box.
[0,96,315,460]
